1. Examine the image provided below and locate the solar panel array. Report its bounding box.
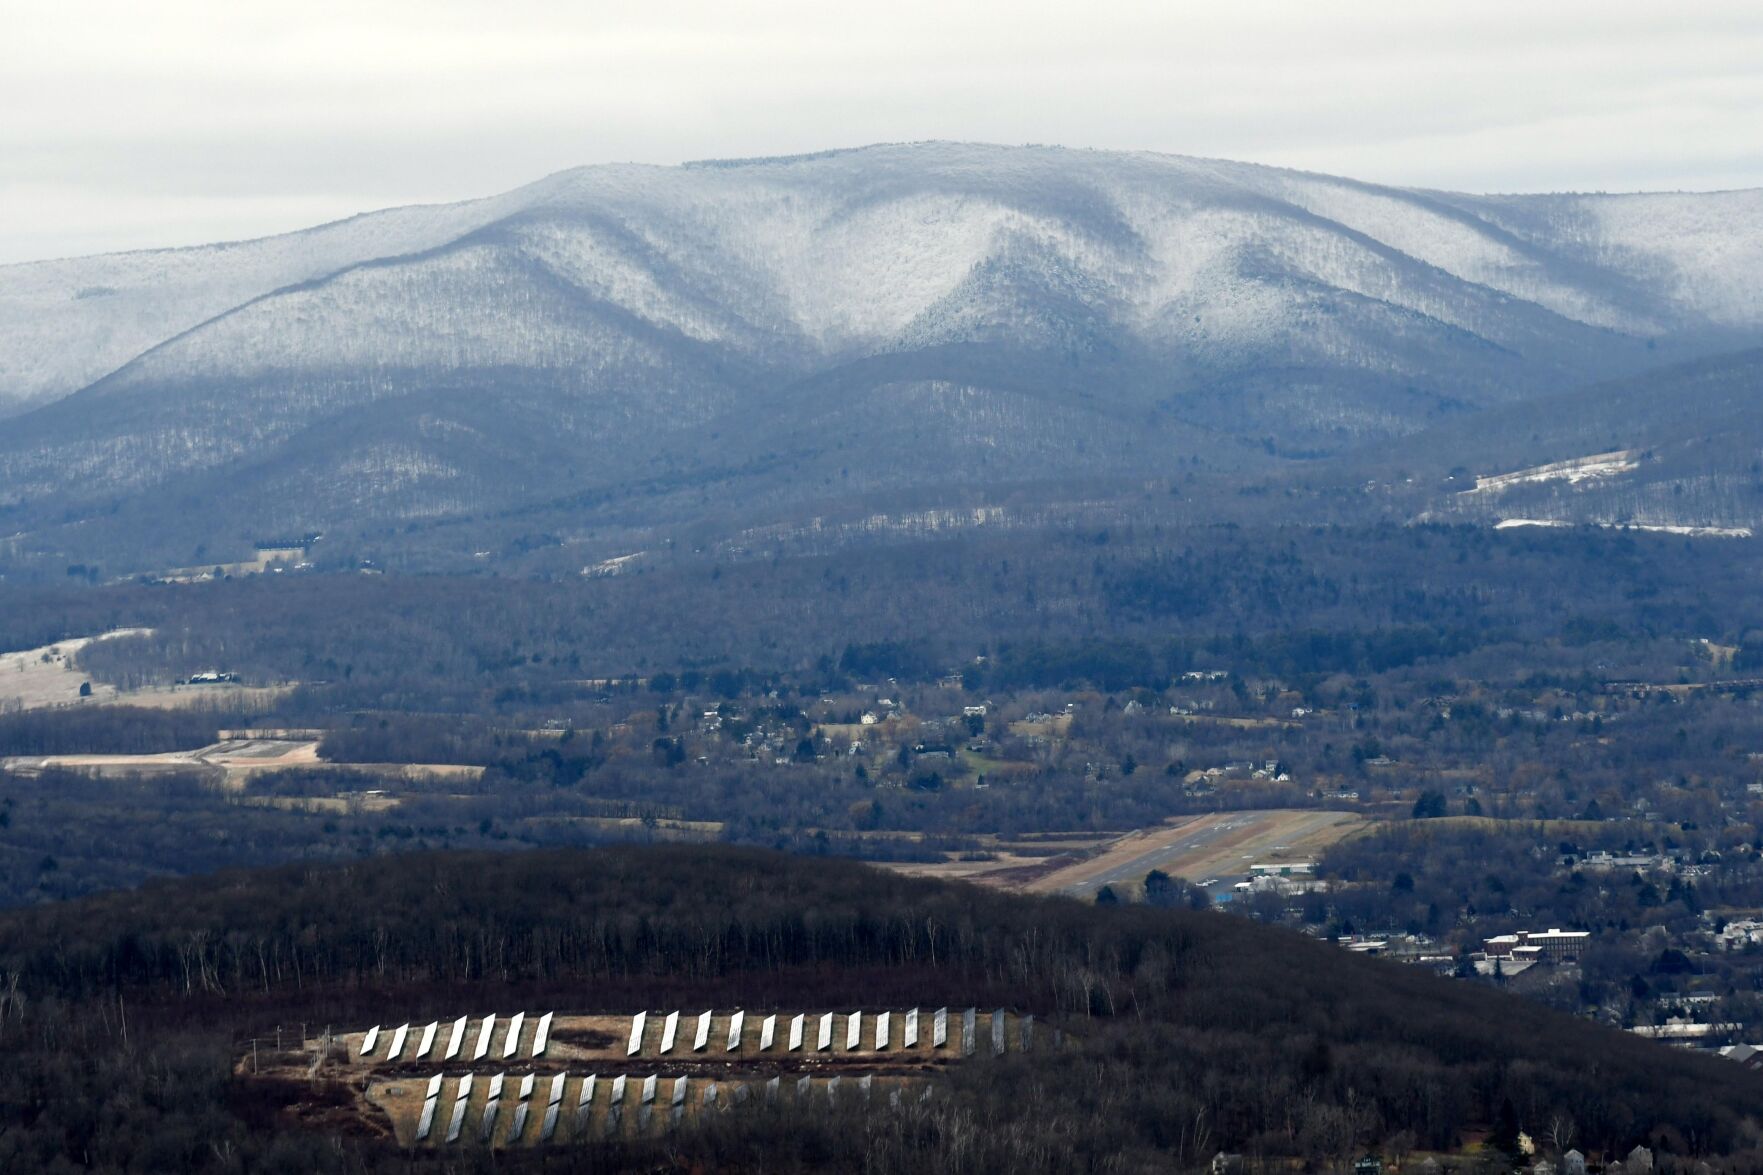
[404,1067,960,1145]
[361,1007,1010,1066]
[357,1007,1026,1146]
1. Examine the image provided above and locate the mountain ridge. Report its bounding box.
[2,142,1761,571]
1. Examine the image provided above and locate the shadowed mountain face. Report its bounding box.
[1,143,1760,568]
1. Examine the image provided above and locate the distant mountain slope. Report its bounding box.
[1326,348,1763,532]
[1,143,1760,568]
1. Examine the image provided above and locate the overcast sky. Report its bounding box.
[4,0,1761,264]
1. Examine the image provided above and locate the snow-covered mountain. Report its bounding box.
[2,142,1760,568]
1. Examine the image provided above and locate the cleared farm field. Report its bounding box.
[0,628,293,712]
[0,630,151,711]
[1,737,486,792]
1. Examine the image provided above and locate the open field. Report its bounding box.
[146,545,308,584]
[1,736,486,791]
[0,629,151,711]
[0,629,295,712]
[880,834,1116,885]
[115,683,298,710]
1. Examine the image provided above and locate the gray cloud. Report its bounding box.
[3,0,1761,263]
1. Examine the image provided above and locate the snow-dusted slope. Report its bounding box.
[6,143,1760,413]
[1,143,1760,569]
[0,183,557,411]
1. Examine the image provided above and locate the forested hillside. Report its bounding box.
[0,846,1758,1172]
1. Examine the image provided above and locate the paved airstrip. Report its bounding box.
[1027,808,1364,898]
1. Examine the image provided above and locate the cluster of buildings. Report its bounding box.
[1481,928,1592,964]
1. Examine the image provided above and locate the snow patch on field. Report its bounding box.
[1470,450,1638,495]
[1495,518,1752,538]
[583,552,645,577]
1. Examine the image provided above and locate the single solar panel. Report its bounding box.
[875,1011,890,1050]
[904,1008,919,1048]
[416,1095,439,1141]
[574,1074,596,1132]
[627,1012,646,1056]
[659,1011,679,1053]
[480,1074,505,1142]
[726,1010,744,1051]
[759,1013,775,1050]
[845,1012,862,1050]
[531,1011,553,1057]
[692,1011,711,1051]
[444,1016,468,1061]
[816,1012,834,1051]
[359,1025,380,1056]
[415,1021,437,1059]
[473,1016,496,1061]
[933,1007,948,1047]
[502,1011,526,1059]
[788,1013,804,1051]
[386,1023,409,1061]
[446,1075,473,1143]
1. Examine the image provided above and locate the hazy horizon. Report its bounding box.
[5,0,1762,265]
[5,138,1762,269]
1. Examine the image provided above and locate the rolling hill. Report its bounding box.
[0,845,1758,1171]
